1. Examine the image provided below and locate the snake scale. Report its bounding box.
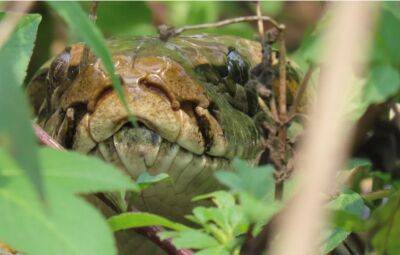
[26,35,300,254]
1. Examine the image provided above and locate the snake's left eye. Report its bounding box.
[226,47,250,85]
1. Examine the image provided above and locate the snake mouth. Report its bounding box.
[90,122,230,221]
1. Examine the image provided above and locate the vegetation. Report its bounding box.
[0,2,399,255]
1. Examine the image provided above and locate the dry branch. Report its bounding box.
[270,3,377,255]
[158,15,282,41]
[255,1,264,42]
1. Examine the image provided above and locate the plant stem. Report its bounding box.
[363,189,391,201]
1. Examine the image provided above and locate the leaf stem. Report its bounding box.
[362,189,391,201]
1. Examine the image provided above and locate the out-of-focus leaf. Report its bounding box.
[108,212,189,232]
[0,154,118,255]
[136,172,170,190]
[331,210,366,232]
[0,147,137,194]
[362,65,400,105]
[47,1,135,124]
[370,190,400,255]
[166,1,219,27]
[94,2,155,36]
[260,1,283,17]
[322,190,365,254]
[371,2,400,66]
[162,230,220,250]
[215,159,275,200]
[196,246,230,255]
[346,158,372,171]
[0,13,43,197]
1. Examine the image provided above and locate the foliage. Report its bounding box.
[0,148,136,255]
[0,1,400,255]
[0,13,43,199]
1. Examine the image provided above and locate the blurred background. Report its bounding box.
[0,1,327,82]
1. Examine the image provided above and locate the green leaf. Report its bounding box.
[0,147,137,194]
[136,172,170,190]
[370,191,400,255]
[47,1,135,124]
[94,1,155,36]
[215,159,275,200]
[0,13,43,198]
[196,246,230,255]
[108,212,190,232]
[0,171,116,255]
[166,1,219,27]
[260,1,283,17]
[193,191,236,208]
[363,65,400,105]
[162,230,220,250]
[371,3,400,66]
[322,190,365,254]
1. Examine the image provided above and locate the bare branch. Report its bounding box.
[255,1,264,42]
[159,15,282,41]
[270,3,377,255]
[277,26,287,122]
[33,124,193,255]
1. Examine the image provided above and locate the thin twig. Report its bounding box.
[159,15,282,41]
[277,26,287,122]
[32,124,192,255]
[33,123,65,150]
[274,25,287,201]
[288,64,316,118]
[0,1,34,48]
[255,1,264,42]
[89,1,99,23]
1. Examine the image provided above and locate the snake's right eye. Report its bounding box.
[47,48,71,84]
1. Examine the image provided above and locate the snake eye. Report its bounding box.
[226,47,249,85]
[48,47,71,85]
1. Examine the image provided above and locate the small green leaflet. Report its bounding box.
[161,230,220,250]
[47,1,136,125]
[215,159,275,200]
[136,172,170,190]
[108,212,190,232]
